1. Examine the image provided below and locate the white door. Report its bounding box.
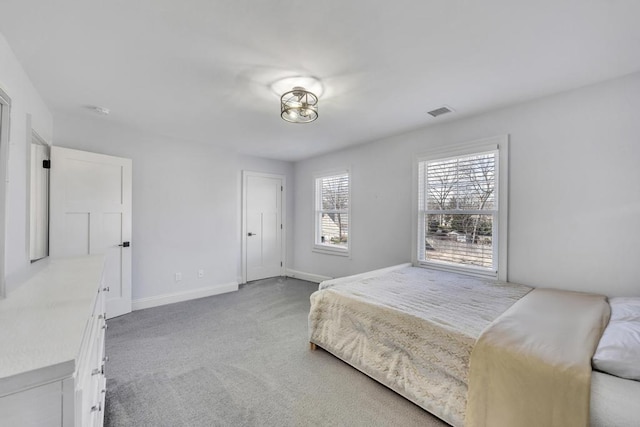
[243,172,284,282]
[49,147,132,318]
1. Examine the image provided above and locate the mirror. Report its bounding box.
[29,131,50,262]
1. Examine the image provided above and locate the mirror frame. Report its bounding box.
[0,88,12,299]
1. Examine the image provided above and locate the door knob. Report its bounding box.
[247,232,257,236]
[118,241,130,247]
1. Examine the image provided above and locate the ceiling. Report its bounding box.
[1,1,639,161]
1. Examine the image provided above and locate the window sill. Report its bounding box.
[416,260,498,280]
[313,245,350,257]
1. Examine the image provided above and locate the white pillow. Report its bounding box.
[609,297,640,322]
[592,298,640,381]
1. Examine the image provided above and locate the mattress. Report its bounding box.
[590,371,640,426]
[309,266,532,427]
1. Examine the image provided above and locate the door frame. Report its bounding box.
[241,171,286,284]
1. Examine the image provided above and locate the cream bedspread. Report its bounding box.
[309,267,531,427]
[466,288,611,427]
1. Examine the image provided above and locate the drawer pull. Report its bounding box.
[90,403,101,413]
[103,286,110,292]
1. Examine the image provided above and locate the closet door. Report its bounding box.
[243,172,284,282]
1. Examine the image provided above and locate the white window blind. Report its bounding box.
[315,172,349,253]
[418,150,498,273]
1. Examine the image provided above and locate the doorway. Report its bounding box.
[242,171,285,282]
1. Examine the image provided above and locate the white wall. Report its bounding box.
[3,24,637,301]
[1,27,294,306]
[53,113,294,303]
[292,72,640,297]
[0,33,53,292]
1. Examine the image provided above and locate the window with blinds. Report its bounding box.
[315,171,349,254]
[417,149,499,274]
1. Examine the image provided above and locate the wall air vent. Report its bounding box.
[427,106,454,118]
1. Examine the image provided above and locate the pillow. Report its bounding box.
[592,298,640,381]
[609,297,640,322]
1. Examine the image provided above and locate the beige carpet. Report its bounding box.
[104,276,450,427]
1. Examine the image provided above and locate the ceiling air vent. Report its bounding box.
[427,106,454,118]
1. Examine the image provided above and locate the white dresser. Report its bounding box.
[0,256,107,427]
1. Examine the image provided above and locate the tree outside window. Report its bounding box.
[420,152,497,270]
[315,172,349,253]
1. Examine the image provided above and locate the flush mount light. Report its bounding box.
[280,87,318,124]
[271,76,324,98]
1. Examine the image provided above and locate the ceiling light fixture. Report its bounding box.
[280,87,318,124]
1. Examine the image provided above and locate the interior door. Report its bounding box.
[49,147,132,318]
[243,172,283,282]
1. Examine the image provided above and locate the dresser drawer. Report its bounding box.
[75,286,107,426]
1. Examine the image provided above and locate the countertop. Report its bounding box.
[0,255,104,396]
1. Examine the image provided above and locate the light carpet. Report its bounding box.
[105,276,450,426]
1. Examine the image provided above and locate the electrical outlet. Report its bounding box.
[175,272,182,282]
[198,269,204,278]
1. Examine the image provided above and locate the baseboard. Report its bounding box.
[132,281,239,311]
[285,269,332,283]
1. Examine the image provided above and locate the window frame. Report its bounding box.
[412,136,509,281]
[313,169,351,257]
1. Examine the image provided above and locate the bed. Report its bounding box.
[308,264,640,427]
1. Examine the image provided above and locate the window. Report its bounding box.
[314,171,350,255]
[415,136,508,280]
